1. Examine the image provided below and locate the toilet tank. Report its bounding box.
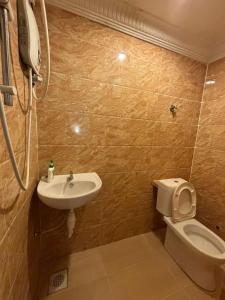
[154,178,187,216]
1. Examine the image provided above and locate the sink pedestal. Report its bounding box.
[67,209,76,238]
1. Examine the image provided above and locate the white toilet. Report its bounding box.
[154,178,225,291]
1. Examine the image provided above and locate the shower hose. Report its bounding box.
[0,0,50,191]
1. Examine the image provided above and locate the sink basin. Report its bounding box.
[37,172,102,210]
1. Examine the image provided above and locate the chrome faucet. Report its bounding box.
[67,171,74,183]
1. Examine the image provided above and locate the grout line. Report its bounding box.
[7,251,26,299]
[48,70,203,103]
[36,108,200,125]
[189,64,209,180]
[35,102,41,181]
[0,186,34,247]
[162,287,192,300]
[37,144,195,148]
[93,249,115,299]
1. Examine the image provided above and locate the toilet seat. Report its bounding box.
[172,182,196,222]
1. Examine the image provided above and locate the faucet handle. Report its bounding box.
[67,171,74,183]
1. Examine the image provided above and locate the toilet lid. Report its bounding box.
[172,182,196,222]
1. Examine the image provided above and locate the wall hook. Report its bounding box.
[170,104,177,116]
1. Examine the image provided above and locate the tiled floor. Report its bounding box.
[39,230,216,300]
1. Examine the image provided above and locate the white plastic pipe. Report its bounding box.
[67,210,76,238]
[0,0,50,191]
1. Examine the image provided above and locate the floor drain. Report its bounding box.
[48,269,68,294]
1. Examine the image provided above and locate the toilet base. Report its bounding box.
[165,225,216,291]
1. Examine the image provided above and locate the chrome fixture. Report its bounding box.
[67,171,74,184]
[0,5,13,105]
[170,104,177,116]
[170,104,177,113]
[0,85,17,95]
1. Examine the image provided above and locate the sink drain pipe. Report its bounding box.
[67,210,76,238]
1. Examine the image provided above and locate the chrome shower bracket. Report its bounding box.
[0,2,14,106]
[0,84,17,95]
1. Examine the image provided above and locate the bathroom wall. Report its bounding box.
[37,4,206,261]
[191,57,225,240]
[0,0,39,299]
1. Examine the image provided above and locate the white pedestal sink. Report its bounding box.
[37,173,102,238]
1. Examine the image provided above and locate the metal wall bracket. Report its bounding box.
[0,6,13,106]
[0,84,17,95]
[170,104,178,117]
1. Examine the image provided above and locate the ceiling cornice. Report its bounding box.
[46,0,221,63]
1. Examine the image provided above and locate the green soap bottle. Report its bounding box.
[47,160,54,182]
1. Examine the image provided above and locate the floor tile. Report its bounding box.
[109,259,178,300]
[39,231,217,300]
[68,249,107,288]
[185,284,216,300]
[47,278,113,300]
[98,234,158,276]
[161,289,190,300]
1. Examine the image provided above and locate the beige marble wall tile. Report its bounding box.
[38,4,206,262]
[191,56,225,241]
[0,235,11,300]
[40,222,104,260]
[76,198,103,230]
[152,122,197,147]
[196,125,225,151]
[105,118,155,146]
[0,0,39,299]
[150,147,193,170]
[159,50,205,101]
[45,6,164,66]
[126,171,153,195]
[204,75,225,101]
[207,57,225,76]
[150,167,191,182]
[200,98,225,125]
[39,75,158,120]
[8,253,32,300]
[39,202,68,232]
[0,126,7,163]
[6,199,29,288]
[40,223,72,261]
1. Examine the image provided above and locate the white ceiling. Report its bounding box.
[46,0,225,63]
